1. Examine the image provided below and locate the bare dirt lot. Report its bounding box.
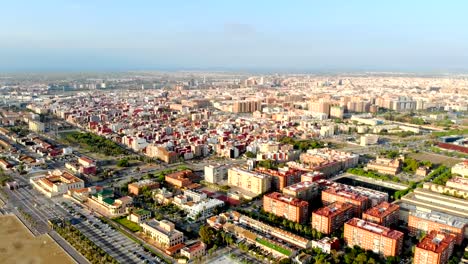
[409,151,462,167]
[0,215,74,264]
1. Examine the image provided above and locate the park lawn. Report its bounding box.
[113,216,142,232]
[256,237,291,256]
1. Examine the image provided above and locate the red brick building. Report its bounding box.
[312,202,353,234]
[344,218,404,257]
[414,231,455,264]
[128,179,160,196]
[408,211,467,245]
[362,202,399,227]
[255,167,302,191]
[263,192,309,223]
[165,170,196,188]
[321,187,369,217]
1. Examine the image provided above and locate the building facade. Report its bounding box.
[312,202,354,235]
[344,218,404,257]
[362,202,400,227]
[140,220,184,249]
[414,231,455,264]
[263,192,309,223]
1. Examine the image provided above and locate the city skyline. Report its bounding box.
[1,0,468,72]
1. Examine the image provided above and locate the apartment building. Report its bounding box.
[204,164,229,184]
[298,148,359,177]
[282,181,319,201]
[263,192,309,223]
[227,167,271,196]
[255,167,302,191]
[344,218,404,257]
[312,202,354,235]
[408,211,468,245]
[366,157,402,176]
[321,183,388,216]
[146,144,178,164]
[301,171,325,182]
[232,100,261,113]
[414,231,455,264]
[140,219,184,249]
[362,202,400,227]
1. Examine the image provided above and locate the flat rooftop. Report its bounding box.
[364,202,399,219]
[346,218,403,240]
[411,210,468,229]
[417,231,455,253]
[314,202,353,217]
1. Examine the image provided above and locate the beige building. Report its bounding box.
[227,167,271,196]
[366,157,402,175]
[180,242,206,260]
[30,170,84,198]
[451,161,468,177]
[141,219,184,249]
[282,181,319,201]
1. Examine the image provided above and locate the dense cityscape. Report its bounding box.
[0,72,466,264]
[2,1,468,264]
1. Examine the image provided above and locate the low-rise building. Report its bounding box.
[141,219,184,249]
[180,241,206,260]
[362,202,400,227]
[451,161,468,177]
[165,170,196,188]
[30,170,84,198]
[297,148,359,177]
[446,176,468,192]
[263,192,309,223]
[414,231,455,264]
[344,218,404,257]
[312,202,354,235]
[87,189,133,217]
[311,237,340,254]
[366,156,402,175]
[127,209,151,224]
[128,179,160,196]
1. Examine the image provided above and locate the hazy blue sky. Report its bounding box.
[1,0,467,72]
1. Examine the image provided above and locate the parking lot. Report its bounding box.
[59,201,161,264]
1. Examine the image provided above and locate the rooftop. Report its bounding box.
[314,202,353,217]
[411,210,468,229]
[346,218,404,239]
[363,202,399,219]
[417,231,455,253]
[265,192,308,207]
[283,181,318,192]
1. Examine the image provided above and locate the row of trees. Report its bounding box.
[347,167,403,183]
[63,132,129,156]
[394,165,449,200]
[237,208,324,240]
[52,221,118,264]
[279,136,325,151]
